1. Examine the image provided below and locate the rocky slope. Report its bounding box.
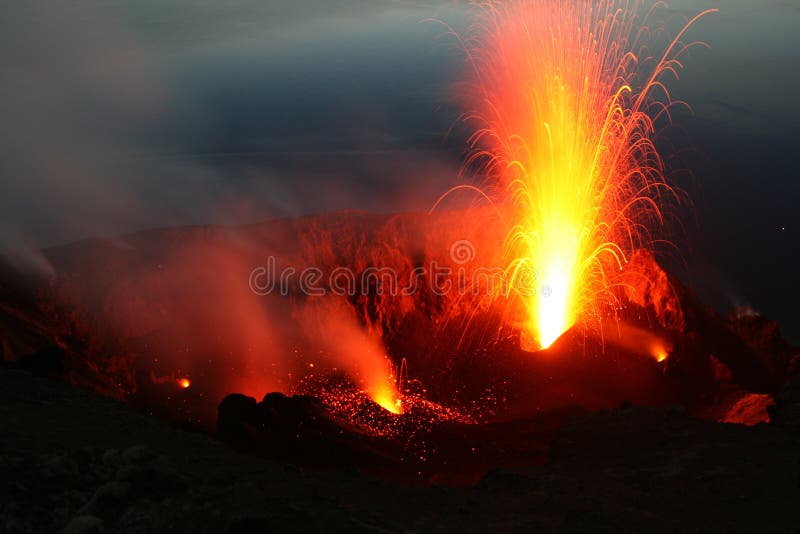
[2,368,799,533]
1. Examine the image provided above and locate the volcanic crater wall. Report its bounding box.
[1,210,795,426]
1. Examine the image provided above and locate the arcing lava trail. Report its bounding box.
[455,0,716,349]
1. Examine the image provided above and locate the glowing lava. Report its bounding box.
[461,1,715,349]
[371,383,403,414]
[300,300,402,414]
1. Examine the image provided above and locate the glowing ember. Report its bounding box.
[177,377,191,389]
[296,374,473,437]
[371,384,403,414]
[295,300,403,415]
[599,318,672,362]
[460,1,715,349]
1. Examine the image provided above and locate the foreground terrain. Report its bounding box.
[2,368,798,533]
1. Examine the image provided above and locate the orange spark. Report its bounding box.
[460,1,715,349]
[177,377,191,389]
[652,347,669,363]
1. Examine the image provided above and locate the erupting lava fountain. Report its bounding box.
[455,0,715,349]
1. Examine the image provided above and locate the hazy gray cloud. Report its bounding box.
[0,0,464,265]
[1,1,175,249]
[104,0,447,53]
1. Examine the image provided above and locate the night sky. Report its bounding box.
[2,0,798,340]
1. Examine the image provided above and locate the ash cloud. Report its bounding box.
[0,0,465,271]
[0,1,226,260]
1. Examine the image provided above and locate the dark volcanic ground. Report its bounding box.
[2,211,800,532]
[2,368,799,533]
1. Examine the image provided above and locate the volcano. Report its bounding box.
[3,0,799,530]
[1,209,797,489]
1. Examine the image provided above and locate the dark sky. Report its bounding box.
[1,0,798,339]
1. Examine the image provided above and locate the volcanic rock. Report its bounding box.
[218,391,344,449]
[3,367,800,531]
[618,249,687,331]
[11,344,65,377]
[721,393,774,426]
[217,394,260,442]
[789,354,800,382]
[727,309,798,385]
[619,250,779,392]
[61,515,104,534]
[216,391,385,472]
[769,381,800,433]
[0,209,796,436]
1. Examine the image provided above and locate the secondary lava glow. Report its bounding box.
[295,374,473,436]
[460,0,715,349]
